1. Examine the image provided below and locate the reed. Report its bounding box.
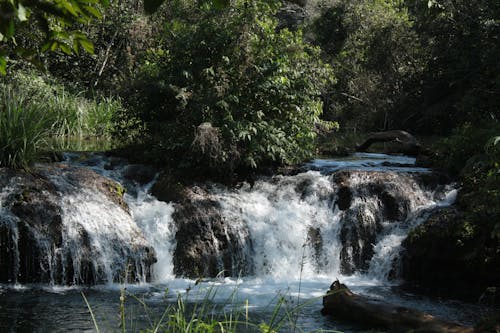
[0,86,51,169]
[82,281,344,333]
[0,71,124,167]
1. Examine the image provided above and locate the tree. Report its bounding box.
[119,0,335,176]
[0,0,109,74]
[0,0,230,75]
[309,0,424,132]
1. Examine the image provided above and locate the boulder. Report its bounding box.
[172,186,252,278]
[0,165,156,285]
[401,207,500,299]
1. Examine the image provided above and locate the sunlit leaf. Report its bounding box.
[73,39,80,55]
[50,41,59,51]
[0,56,6,75]
[61,1,79,16]
[17,4,28,22]
[59,42,72,55]
[82,5,102,18]
[78,38,94,54]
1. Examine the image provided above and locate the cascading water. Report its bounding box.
[0,163,156,285]
[28,152,455,284]
[3,152,482,333]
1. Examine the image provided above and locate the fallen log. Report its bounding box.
[356,130,421,156]
[321,280,474,333]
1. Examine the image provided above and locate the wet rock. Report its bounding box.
[336,186,352,210]
[340,210,378,274]
[122,164,157,184]
[151,173,188,203]
[401,207,500,298]
[0,165,156,285]
[307,227,323,267]
[173,187,252,278]
[332,170,447,275]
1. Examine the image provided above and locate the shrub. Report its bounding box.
[120,0,335,176]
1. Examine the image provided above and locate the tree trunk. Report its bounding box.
[321,280,474,333]
[356,130,421,155]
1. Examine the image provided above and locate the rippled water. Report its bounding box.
[0,277,490,333]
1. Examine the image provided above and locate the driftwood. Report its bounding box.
[356,130,421,156]
[322,281,474,333]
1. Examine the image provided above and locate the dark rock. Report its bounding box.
[0,170,63,283]
[356,130,421,156]
[337,186,352,210]
[151,173,188,203]
[332,170,448,274]
[401,207,500,299]
[122,164,157,184]
[332,172,353,212]
[0,165,156,285]
[307,227,323,268]
[322,280,474,333]
[173,187,252,278]
[340,210,378,274]
[47,164,130,212]
[379,189,408,221]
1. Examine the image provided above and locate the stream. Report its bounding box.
[0,153,492,332]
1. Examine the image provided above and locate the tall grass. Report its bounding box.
[4,71,122,139]
[0,87,51,169]
[0,71,124,167]
[82,283,343,333]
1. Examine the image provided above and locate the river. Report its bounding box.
[0,153,491,332]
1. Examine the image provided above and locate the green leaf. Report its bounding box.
[6,19,15,38]
[212,0,230,9]
[82,5,102,19]
[78,38,94,54]
[0,56,6,75]
[41,42,51,52]
[50,41,59,51]
[61,1,80,17]
[17,4,28,22]
[72,39,80,55]
[59,42,73,55]
[143,0,165,14]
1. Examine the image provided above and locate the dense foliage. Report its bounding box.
[0,0,108,74]
[309,0,499,134]
[0,85,49,168]
[309,0,423,131]
[119,0,334,175]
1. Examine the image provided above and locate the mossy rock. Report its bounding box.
[402,207,500,299]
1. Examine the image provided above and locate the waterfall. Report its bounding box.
[205,169,455,282]
[0,153,456,285]
[0,164,156,285]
